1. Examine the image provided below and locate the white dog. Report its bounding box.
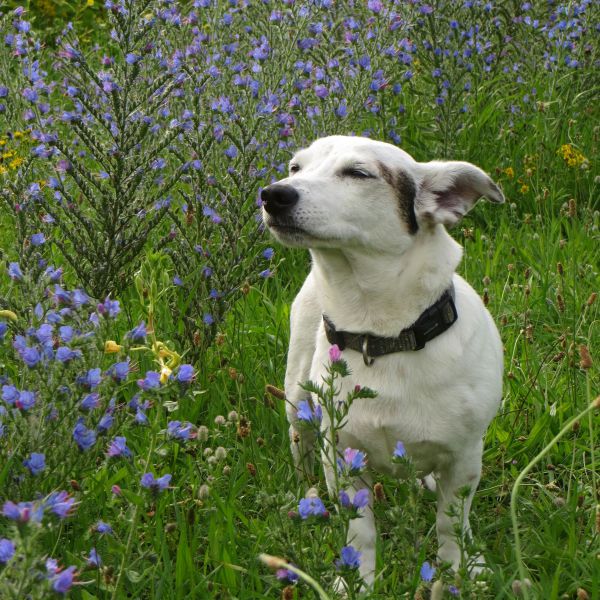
[262,135,504,586]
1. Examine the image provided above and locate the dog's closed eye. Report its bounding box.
[340,167,375,179]
[289,164,301,174]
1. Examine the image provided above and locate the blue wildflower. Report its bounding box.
[56,346,82,363]
[96,521,113,534]
[7,263,22,281]
[393,440,406,459]
[80,393,100,411]
[137,371,160,390]
[337,448,367,476]
[78,368,102,389]
[2,385,19,405]
[140,472,171,492]
[21,346,41,368]
[97,297,120,318]
[167,420,195,440]
[177,364,195,383]
[23,453,45,475]
[127,322,146,341]
[97,412,114,432]
[276,567,299,583]
[16,390,36,410]
[30,233,45,246]
[296,400,322,425]
[335,546,362,570]
[420,561,436,582]
[73,420,96,450]
[107,359,129,381]
[45,491,76,519]
[107,436,131,458]
[87,548,102,567]
[51,565,77,593]
[0,539,15,564]
[298,497,328,519]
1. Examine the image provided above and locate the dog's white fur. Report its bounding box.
[262,135,504,586]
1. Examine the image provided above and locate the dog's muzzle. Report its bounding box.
[261,184,299,217]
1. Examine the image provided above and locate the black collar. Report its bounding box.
[323,285,457,366]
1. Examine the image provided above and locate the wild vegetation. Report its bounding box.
[0,1,598,598]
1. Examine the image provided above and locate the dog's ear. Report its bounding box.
[415,161,504,228]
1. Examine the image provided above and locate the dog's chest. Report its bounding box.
[310,331,480,475]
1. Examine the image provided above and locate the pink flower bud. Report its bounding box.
[329,344,342,362]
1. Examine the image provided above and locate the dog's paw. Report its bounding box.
[332,576,348,598]
[421,473,437,492]
[467,554,490,578]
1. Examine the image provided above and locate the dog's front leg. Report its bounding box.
[435,440,484,574]
[322,455,377,590]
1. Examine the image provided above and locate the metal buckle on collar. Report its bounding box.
[401,329,418,351]
[361,335,374,366]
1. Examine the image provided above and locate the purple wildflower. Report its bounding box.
[140,472,172,492]
[97,297,120,318]
[107,436,131,458]
[127,321,147,341]
[337,448,367,475]
[339,488,370,511]
[328,344,342,362]
[296,400,322,425]
[177,364,195,383]
[137,371,160,390]
[393,440,406,459]
[298,497,328,519]
[96,521,113,534]
[167,420,195,440]
[45,491,76,519]
[107,359,129,381]
[0,539,15,564]
[73,420,96,450]
[2,385,19,405]
[78,368,102,390]
[21,346,41,368]
[276,567,299,583]
[51,565,77,594]
[56,346,82,363]
[80,393,100,411]
[30,232,45,246]
[87,548,102,567]
[16,390,36,410]
[2,501,41,523]
[335,546,361,570]
[420,561,435,582]
[23,453,45,476]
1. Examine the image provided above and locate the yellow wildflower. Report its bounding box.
[0,310,17,321]
[520,184,529,194]
[160,365,172,384]
[503,167,514,178]
[0,166,7,175]
[87,0,94,5]
[558,144,587,168]
[9,157,24,169]
[13,131,24,140]
[2,151,15,159]
[0,140,6,147]
[104,340,123,353]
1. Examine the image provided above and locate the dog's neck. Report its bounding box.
[310,225,463,336]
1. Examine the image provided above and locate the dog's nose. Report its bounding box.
[261,184,299,216]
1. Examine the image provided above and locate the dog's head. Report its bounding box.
[261,135,504,253]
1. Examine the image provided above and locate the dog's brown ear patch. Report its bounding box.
[415,161,504,228]
[378,162,418,234]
